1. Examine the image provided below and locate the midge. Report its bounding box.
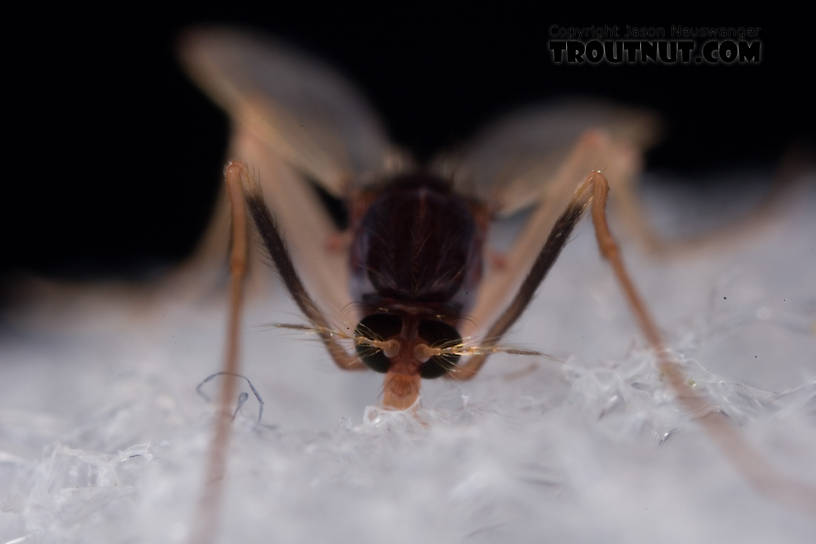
[178,26,815,538]
[180,27,661,410]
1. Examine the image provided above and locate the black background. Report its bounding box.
[3,10,811,284]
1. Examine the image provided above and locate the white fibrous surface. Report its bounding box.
[1,174,815,543]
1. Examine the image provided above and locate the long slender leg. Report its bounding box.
[163,128,357,317]
[455,171,816,516]
[462,130,618,340]
[189,162,250,544]
[613,144,812,258]
[234,129,356,319]
[189,161,361,544]
[587,172,816,517]
[240,165,365,371]
[450,173,595,380]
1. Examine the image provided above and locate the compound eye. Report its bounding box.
[417,319,462,379]
[354,314,402,373]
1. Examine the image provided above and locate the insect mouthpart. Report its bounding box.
[353,313,463,379]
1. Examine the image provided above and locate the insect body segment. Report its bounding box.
[349,172,485,318]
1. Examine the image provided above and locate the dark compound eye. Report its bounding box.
[354,313,402,373]
[417,319,462,379]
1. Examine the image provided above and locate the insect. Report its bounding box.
[177,26,816,542]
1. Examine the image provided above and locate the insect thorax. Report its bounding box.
[349,172,484,321]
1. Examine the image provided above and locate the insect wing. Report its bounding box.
[179,27,404,326]
[441,102,660,340]
[230,129,358,325]
[179,27,398,195]
[436,100,660,217]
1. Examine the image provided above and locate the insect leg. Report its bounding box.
[461,129,616,341]
[241,168,365,371]
[585,171,816,516]
[189,161,250,544]
[450,174,593,381]
[613,144,812,259]
[456,170,816,515]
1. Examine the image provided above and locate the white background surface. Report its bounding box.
[1,173,815,543]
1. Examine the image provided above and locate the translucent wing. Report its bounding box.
[435,100,660,216]
[231,129,358,325]
[444,101,661,340]
[179,26,401,195]
[178,27,406,324]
